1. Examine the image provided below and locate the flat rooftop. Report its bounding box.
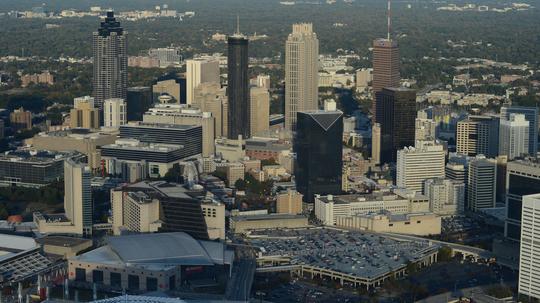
[0,150,75,163]
[231,214,307,222]
[36,129,116,139]
[122,122,199,131]
[248,228,438,280]
[125,180,194,200]
[36,236,92,248]
[316,191,408,205]
[101,141,183,152]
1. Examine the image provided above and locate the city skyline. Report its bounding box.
[0,2,538,302]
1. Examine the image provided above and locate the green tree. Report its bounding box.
[260,158,277,166]
[234,179,247,191]
[0,204,8,219]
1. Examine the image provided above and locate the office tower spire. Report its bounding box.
[236,14,240,35]
[285,23,319,132]
[387,0,392,40]
[92,11,128,111]
[371,0,400,117]
[227,20,250,139]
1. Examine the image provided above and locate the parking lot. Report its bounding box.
[248,228,438,281]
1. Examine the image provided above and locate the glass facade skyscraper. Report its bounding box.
[505,160,540,241]
[227,34,250,139]
[294,110,343,203]
[375,87,416,163]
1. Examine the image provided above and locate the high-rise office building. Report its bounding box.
[148,47,183,68]
[276,189,304,214]
[92,11,127,110]
[257,74,271,90]
[10,107,32,131]
[518,193,540,301]
[64,158,93,235]
[500,105,538,155]
[126,87,152,121]
[104,98,127,128]
[499,113,529,160]
[294,107,343,203]
[456,115,499,158]
[396,140,446,193]
[415,117,437,141]
[70,96,100,129]
[375,87,416,163]
[193,82,228,138]
[372,38,400,116]
[227,28,250,139]
[119,122,203,157]
[186,59,220,105]
[285,23,319,132]
[505,160,540,241]
[371,123,381,165]
[142,104,215,157]
[445,162,467,184]
[250,87,270,136]
[424,178,465,215]
[467,156,497,211]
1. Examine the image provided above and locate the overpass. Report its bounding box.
[381,233,494,261]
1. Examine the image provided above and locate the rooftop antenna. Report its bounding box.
[236,14,240,35]
[387,0,392,40]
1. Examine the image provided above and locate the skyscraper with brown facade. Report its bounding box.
[371,39,400,116]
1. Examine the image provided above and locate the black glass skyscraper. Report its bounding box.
[126,87,152,121]
[294,110,343,203]
[227,33,250,139]
[375,87,416,163]
[93,11,127,111]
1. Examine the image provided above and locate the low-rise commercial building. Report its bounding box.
[36,236,93,259]
[0,150,80,187]
[336,212,441,236]
[314,190,430,226]
[245,137,290,161]
[215,137,246,162]
[28,129,118,172]
[230,214,309,234]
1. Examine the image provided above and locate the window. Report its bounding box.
[169,275,176,290]
[92,270,103,284]
[75,268,86,282]
[110,272,122,288]
[146,277,158,291]
[405,222,411,225]
[128,275,139,291]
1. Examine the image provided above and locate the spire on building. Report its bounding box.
[387,0,392,40]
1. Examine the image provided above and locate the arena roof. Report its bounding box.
[73,232,233,269]
[0,234,37,262]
